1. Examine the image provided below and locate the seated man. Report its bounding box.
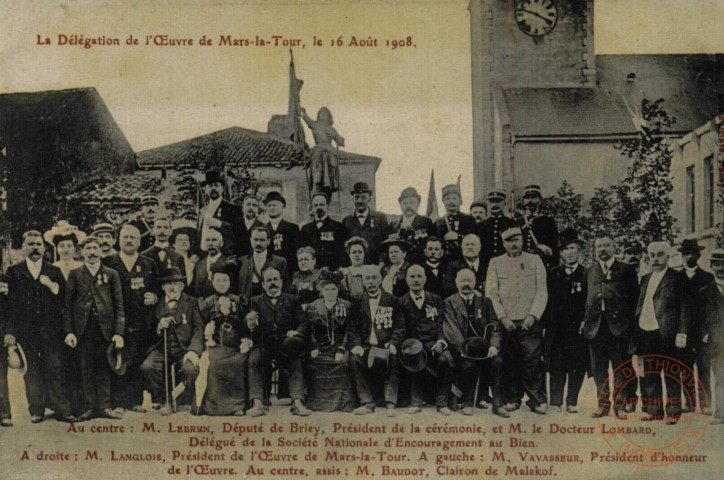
[398,264,452,415]
[244,266,311,417]
[140,267,203,415]
[443,269,507,417]
[348,265,405,417]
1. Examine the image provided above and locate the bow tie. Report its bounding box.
[413,295,423,302]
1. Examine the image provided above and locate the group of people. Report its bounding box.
[0,169,722,427]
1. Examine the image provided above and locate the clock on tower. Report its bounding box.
[515,0,558,37]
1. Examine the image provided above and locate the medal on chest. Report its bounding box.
[321,231,335,242]
[274,233,283,250]
[131,277,145,290]
[0,282,8,294]
[375,306,393,329]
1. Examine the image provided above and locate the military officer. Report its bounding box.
[516,185,559,267]
[131,194,160,252]
[477,191,516,272]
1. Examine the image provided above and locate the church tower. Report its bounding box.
[469,0,594,198]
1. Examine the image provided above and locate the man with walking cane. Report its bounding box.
[140,267,203,415]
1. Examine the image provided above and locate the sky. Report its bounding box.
[0,0,722,213]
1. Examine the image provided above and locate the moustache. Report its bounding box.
[267,283,280,289]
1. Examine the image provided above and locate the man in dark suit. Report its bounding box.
[244,266,310,417]
[349,265,405,417]
[679,239,714,414]
[264,191,300,271]
[516,185,559,267]
[442,234,486,297]
[477,191,516,272]
[142,217,187,278]
[236,194,265,259]
[197,170,243,257]
[443,268,507,417]
[238,226,288,303]
[193,228,228,298]
[343,182,390,265]
[392,187,436,264]
[630,242,691,424]
[0,267,10,426]
[700,249,724,425]
[300,193,346,271]
[5,231,74,423]
[103,224,160,412]
[64,236,126,421]
[140,267,203,415]
[422,237,446,297]
[435,184,476,262]
[130,194,160,252]
[399,265,452,415]
[582,234,639,419]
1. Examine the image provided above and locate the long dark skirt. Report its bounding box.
[200,346,248,416]
[305,353,356,412]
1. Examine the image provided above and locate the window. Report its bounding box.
[686,165,695,233]
[705,156,715,229]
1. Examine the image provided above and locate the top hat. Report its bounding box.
[7,343,28,376]
[282,335,308,359]
[202,170,224,186]
[381,233,413,252]
[210,260,237,278]
[441,184,461,199]
[461,336,490,360]
[264,191,287,207]
[44,220,86,246]
[367,345,390,370]
[91,223,116,237]
[470,199,487,210]
[159,266,186,283]
[399,338,428,372]
[558,227,584,248]
[710,248,724,263]
[140,194,160,206]
[501,227,522,241]
[678,239,706,255]
[106,343,127,376]
[523,185,543,198]
[486,190,506,202]
[398,187,421,203]
[350,182,372,195]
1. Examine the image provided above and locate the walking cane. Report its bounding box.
[163,328,170,411]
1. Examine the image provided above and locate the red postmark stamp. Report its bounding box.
[597,354,710,467]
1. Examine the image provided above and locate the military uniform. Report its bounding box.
[477,213,516,271]
[131,216,156,253]
[516,213,559,267]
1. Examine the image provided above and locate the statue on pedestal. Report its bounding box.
[302,107,345,199]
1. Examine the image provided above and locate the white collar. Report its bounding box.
[315,216,328,224]
[599,257,615,271]
[154,241,170,249]
[356,208,369,218]
[25,258,43,277]
[459,293,474,302]
[85,262,101,275]
[208,197,222,210]
[268,216,283,228]
[120,251,138,262]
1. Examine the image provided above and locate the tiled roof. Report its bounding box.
[65,174,162,204]
[505,55,723,137]
[136,126,379,168]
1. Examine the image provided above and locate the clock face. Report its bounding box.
[515,0,558,37]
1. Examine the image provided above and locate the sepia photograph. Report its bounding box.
[0,1,722,479]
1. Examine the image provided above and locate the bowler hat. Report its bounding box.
[398,187,421,203]
[678,239,706,255]
[106,343,127,376]
[558,228,584,248]
[523,185,543,198]
[399,338,428,372]
[159,266,186,283]
[441,184,461,199]
[486,190,506,202]
[461,336,490,361]
[282,336,308,359]
[367,346,390,370]
[202,170,224,186]
[7,344,27,376]
[350,182,372,195]
[264,191,286,207]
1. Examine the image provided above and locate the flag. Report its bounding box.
[426,170,439,221]
[288,49,306,152]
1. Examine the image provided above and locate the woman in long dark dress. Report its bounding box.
[305,272,356,412]
[197,261,249,416]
